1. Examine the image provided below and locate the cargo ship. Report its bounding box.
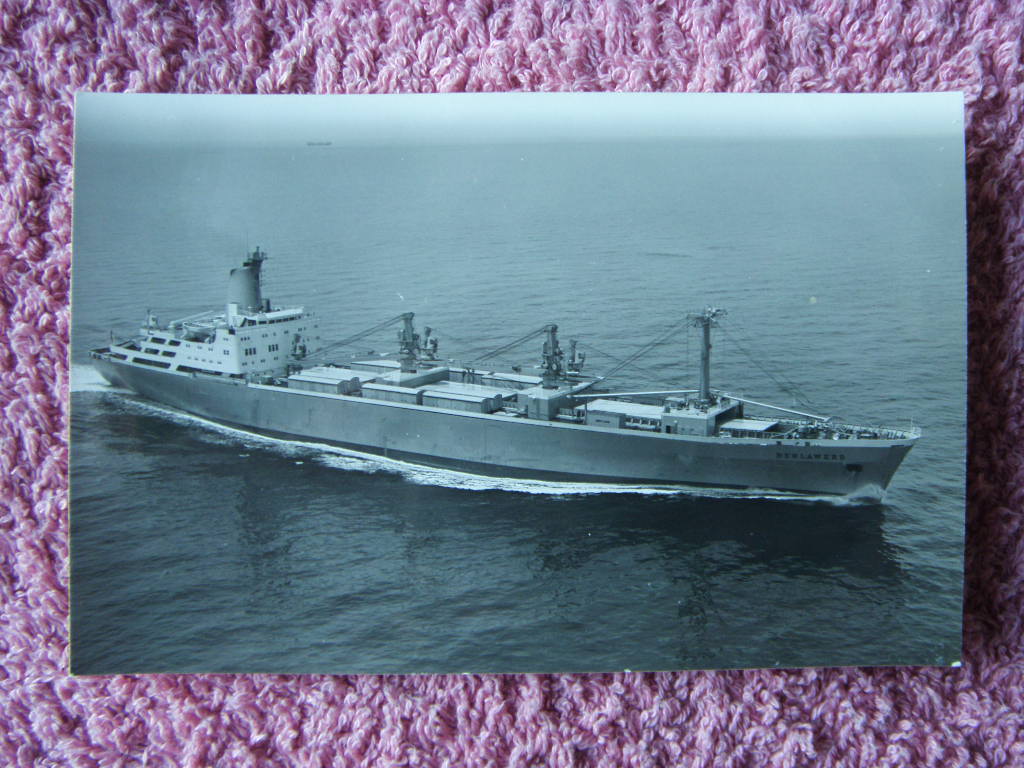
[89,248,919,498]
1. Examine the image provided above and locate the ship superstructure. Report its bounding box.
[91,249,919,498]
[105,248,319,378]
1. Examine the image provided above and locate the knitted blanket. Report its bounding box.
[2,2,1021,765]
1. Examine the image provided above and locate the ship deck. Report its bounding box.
[89,347,920,445]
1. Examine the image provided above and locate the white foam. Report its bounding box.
[70,364,130,393]
[314,453,688,496]
[96,389,876,503]
[846,484,886,504]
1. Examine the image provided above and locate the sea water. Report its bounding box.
[69,139,965,673]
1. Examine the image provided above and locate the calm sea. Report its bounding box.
[70,139,965,673]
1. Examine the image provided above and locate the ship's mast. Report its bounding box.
[398,312,418,372]
[567,338,585,373]
[541,324,564,388]
[688,307,726,406]
[246,245,266,270]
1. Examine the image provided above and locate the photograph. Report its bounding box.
[70,92,966,674]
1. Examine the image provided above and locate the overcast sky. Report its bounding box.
[74,92,964,150]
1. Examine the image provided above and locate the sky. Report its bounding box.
[74,92,965,151]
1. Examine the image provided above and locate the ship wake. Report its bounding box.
[71,363,132,393]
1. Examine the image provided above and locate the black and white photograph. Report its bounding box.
[70,92,966,674]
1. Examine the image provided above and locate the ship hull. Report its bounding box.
[91,356,915,498]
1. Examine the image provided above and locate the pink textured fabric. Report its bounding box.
[1,1,1021,765]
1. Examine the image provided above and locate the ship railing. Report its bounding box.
[623,417,661,431]
[110,338,141,352]
[169,309,219,326]
[825,422,921,440]
[715,392,831,422]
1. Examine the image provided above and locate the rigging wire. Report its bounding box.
[728,320,815,405]
[576,341,676,388]
[304,313,409,360]
[429,328,492,359]
[596,315,693,381]
[300,310,819,413]
[431,327,536,372]
[300,307,826,417]
[473,324,553,364]
[717,321,817,409]
[441,328,674,385]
